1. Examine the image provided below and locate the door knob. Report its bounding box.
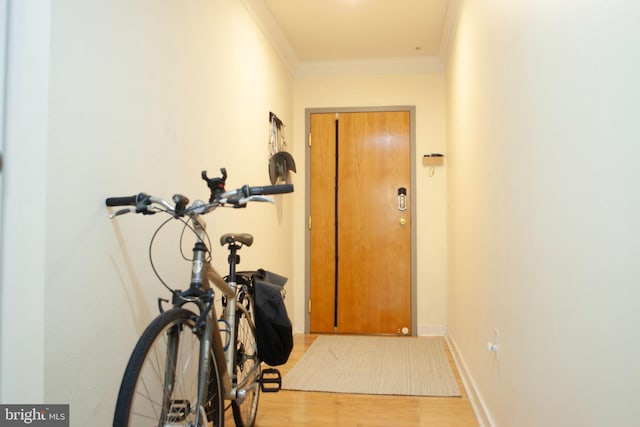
[399,218,406,225]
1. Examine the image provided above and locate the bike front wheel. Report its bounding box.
[231,293,261,427]
[113,308,224,427]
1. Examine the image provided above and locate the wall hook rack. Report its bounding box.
[422,153,444,166]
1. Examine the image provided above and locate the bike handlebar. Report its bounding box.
[105,195,138,207]
[248,184,293,196]
[224,183,293,200]
[105,182,294,217]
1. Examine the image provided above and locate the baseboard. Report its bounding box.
[445,334,495,427]
[417,324,447,336]
[294,324,447,336]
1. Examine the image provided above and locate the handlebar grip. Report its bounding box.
[105,195,138,207]
[248,184,294,196]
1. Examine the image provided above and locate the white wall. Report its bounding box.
[0,0,50,402]
[447,1,640,426]
[2,0,294,424]
[292,73,448,335]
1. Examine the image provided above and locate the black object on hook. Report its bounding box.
[268,151,297,184]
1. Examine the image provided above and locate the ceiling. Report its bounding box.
[243,0,459,75]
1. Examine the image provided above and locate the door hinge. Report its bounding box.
[308,215,311,230]
[308,299,312,313]
[308,132,312,147]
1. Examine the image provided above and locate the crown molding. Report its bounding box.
[242,0,455,78]
[439,0,464,67]
[295,56,444,78]
[240,0,299,74]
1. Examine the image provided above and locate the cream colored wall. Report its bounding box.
[447,1,640,426]
[0,0,295,423]
[292,73,447,335]
[0,0,50,402]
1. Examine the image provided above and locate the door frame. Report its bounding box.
[304,106,417,335]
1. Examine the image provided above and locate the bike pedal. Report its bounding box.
[260,368,282,393]
[167,399,190,422]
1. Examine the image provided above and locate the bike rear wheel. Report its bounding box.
[231,292,261,427]
[113,308,224,427]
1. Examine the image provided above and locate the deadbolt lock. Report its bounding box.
[397,187,407,211]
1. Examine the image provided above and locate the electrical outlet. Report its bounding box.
[487,329,500,360]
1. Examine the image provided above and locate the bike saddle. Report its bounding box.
[220,233,254,247]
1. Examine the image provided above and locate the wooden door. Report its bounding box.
[310,111,412,335]
[310,113,338,333]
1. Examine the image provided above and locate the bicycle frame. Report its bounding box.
[108,169,292,426]
[170,212,259,407]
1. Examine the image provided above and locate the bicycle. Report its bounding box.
[106,168,293,427]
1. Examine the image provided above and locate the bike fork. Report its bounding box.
[194,317,214,426]
[160,325,180,425]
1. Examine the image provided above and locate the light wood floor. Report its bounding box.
[244,334,479,427]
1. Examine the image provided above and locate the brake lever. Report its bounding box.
[109,207,135,219]
[108,206,159,218]
[238,195,275,205]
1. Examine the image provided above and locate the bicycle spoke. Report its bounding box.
[113,309,224,426]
